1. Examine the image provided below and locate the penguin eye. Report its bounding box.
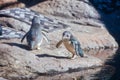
[66,34,69,37]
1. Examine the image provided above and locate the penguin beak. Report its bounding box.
[62,36,69,40]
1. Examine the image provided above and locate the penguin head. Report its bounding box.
[62,31,72,40]
[32,16,41,25]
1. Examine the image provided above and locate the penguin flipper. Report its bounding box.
[78,47,84,57]
[42,31,50,44]
[56,40,63,48]
[21,32,28,42]
[72,41,84,57]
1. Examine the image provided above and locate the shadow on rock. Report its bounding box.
[106,48,120,80]
[88,0,120,79]
[18,0,46,7]
[36,54,69,59]
[89,0,120,46]
[3,42,30,50]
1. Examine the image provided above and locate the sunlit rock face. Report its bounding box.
[0,0,119,49]
[0,0,119,79]
[31,0,101,19]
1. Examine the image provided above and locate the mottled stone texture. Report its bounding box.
[0,39,103,79]
[0,0,118,48]
[0,0,119,79]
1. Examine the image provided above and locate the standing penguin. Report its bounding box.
[21,16,49,50]
[56,31,84,59]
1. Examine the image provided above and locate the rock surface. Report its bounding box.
[0,0,119,80]
[0,12,118,49]
[0,38,103,79]
[0,26,117,79]
[30,0,119,46]
[35,65,115,80]
[31,0,100,19]
[0,0,118,49]
[0,77,8,80]
[0,0,24,9]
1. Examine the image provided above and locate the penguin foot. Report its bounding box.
[37,47,41,50]
[71,55,77,59]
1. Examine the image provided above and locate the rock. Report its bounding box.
[35,65,115,80]
[28,0,119,48]
[0,0,25,9]
[31,0,100,19]
[0,17,30,32]
[0,39,103,79]
[0,0,118,48]
[0,15,118,49]
[0,0,17,5]
[0,0,119,79]
[0,77,8,80]
[0,26,24,39]
[0,8,69,33]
